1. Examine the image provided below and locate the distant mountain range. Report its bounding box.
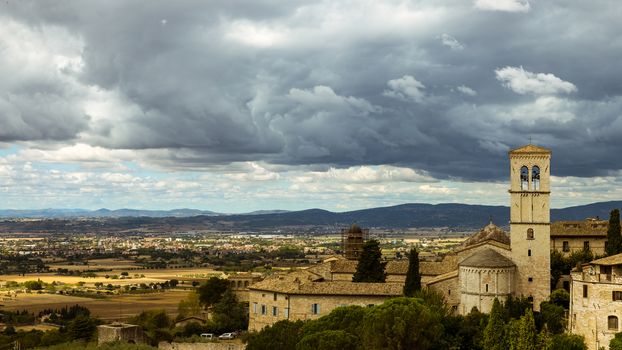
[0,201,621,233]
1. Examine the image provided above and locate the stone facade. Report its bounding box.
[97,323,147,345]
[570,254,622,350]
[159,342,245,350]
[247,269,402,331]
[550,220,608,256]
[508,144,551,310]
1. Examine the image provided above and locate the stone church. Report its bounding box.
[426,144,551,314]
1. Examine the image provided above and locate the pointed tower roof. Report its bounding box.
[509,144,551,155]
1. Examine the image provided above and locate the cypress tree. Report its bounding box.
[483,298,506,350]
[352,240,386,283]
[403,247,421,296]
[606,209,622,256]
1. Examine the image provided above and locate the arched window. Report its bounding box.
[520,166,529,190]
[527,228,534,240]
[609,315,619,331]
[532,166,540,190]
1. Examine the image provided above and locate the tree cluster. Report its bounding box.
[352,240,386,283]
[245,290,583,350]
[607,209,622,256]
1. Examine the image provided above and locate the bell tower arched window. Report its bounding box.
[520,166,529,190]
[532,166,540,191]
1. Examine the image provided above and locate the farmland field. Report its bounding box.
[1,290,190,321]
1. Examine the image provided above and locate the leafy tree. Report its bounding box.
[403,247,421,296]
[610,332,622,350]
[23,280,43,290]
[245,320,305,350]
[296,330,359,350]
[67,314,96,340]
[483,298,507,350]
[177,291,202,318]
[550,250,569,289]
[536,325,552,350]
[352,240,386,283]
[452,308,488,350]
[197,277,229,307]
[549,289,570,309]
[210,288,248,332]
[539,302,565,334]
[515,309,536,350]
[607,209,622,256]
[548,333,587,350]
[359,297,444,350]
[302,305,367,336]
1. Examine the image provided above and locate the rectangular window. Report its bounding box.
[583,285,588,298]
[253,302,257,314]
[311,303,320,315]
[261,304,267,315]
[613,291,622,301]
[584,241,590,251]
[284,307,289,318]
[528,249,531,257]
[485,284,489,292]
[273,293,277,301]
[563,241,570,252]
[609,316,619,331]
[272,306,278,316]
[528,277,533,282]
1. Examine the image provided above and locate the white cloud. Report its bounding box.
[288,85,378,115]
[383,75,427,103]
[457,85,477,96]
[292,165,436,184]
[440,34,464,50]
[474,0,530,13]
[495,66,577,95]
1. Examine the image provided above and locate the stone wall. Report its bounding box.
[97,324,147,345]
[248,290,396,331]
[159,342,245,350]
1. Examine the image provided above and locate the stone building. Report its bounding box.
[551,219,608,256]
[97,323,147,345]
[247,269,402,331]
[423,144,552,313]
[569,253,622,350]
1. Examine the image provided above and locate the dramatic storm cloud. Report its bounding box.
[1,0,621,211]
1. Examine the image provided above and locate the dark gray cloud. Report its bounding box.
[2,0,622,180]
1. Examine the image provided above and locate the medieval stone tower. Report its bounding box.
[508,144,551,309]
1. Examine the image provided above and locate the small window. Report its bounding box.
[485,284,489,292]
[448,289,451,295]
[528,277,533,282]
[273,293,277,301]
[272,306,278,316]
[583,285,588,298]
[613,291,622,301]
[311,303,320,315]
[528,249,532,257]
[563,241,570,252]
[584,241,590,251]
[253,302,257,314]
[527,228,534,240]
[609,316,619,331]
[261,304,267,315]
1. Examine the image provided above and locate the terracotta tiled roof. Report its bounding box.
[590,253,622,266]
[330,259,358,274]
[458,222,510,248]
[426,270,458,285]
[459,249,515,268]
[509,144,551,154]
[250,269,402,296]
[420,261,453,276]
[551,220,608,237]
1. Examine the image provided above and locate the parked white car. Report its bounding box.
[218,332,235,340]
[200,333,214,340]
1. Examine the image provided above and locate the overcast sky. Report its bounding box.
[1,0,622,212]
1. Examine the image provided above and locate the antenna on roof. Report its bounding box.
[489,215,493,224]
[529,136,533,144]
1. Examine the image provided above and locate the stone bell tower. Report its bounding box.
[509,144,551,309]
